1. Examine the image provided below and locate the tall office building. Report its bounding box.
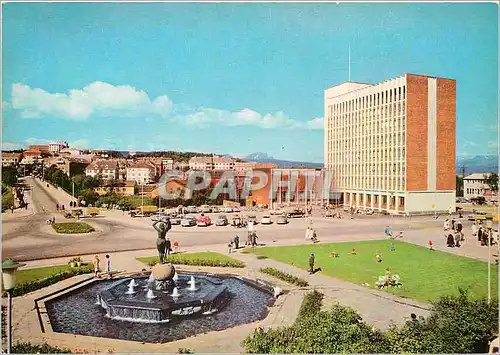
[324,73,456,214]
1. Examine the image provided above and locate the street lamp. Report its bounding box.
[2,259,26,354]
[485,216,493,304]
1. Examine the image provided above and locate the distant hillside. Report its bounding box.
[457,155,498,175]
[237,152,324,169]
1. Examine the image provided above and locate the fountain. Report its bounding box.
[171,287,180,297]
[125,284,136,295]
[172,272,179,281]
[187,276,197,291]
[146,289,157,299]
[128,279,138,287]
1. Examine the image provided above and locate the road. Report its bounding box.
[2,176,493,262]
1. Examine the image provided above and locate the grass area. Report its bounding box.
[52,222,95,234]
[14,265,73,285]
[137,251,245,268]
[249,240,499,303]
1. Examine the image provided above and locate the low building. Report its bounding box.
[189,156,235,170]
[2,152,23,166]
[464,173,494,200]
[94,180,136,196]
[48,141,69,153]
[85,159,120,180]
[28,144,50,152]
[173,161,189,171]
[151,178,187,199]
[126,163,156,185]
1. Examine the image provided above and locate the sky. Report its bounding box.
[2,2,498,163]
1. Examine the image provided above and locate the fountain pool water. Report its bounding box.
[128,279,138,287]
[146,289,157,299]
[125,284,136,295]
[171,287,180,297]
[46,274,275,344]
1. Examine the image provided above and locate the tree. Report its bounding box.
[484,173,499,193]
[456,175,464,197]
[2,167,18,187]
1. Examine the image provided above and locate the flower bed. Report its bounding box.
[259,267,309,287]
[52,222,95,234]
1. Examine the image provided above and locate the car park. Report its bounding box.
[197,215,212,227]
[276,214,288,224]
[261,215,272,225]
[215,215,228,226]
[181,216,197,227]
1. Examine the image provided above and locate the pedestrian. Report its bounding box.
[444,219,450,231]
[451,219,455,230]
[228,241,233,254]
[234,234,239,249]
[454,232,461,248]
[173,240,179,253]
[385,225,392,238]
[472,222,478,239]
[105,254,112,279]
[428,240,434,250]
[56,203,59,211]
[308,253,315,274]
[10,206,14,214]
[62,204,65,211]
[410,313,419,325]
[447,234,455,247]
[478,227,483,242]
[92,255,100,277]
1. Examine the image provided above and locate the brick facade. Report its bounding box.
[436,78,456,191]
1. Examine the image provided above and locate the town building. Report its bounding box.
[20,151,42,165]
[94,180,136,196]
[324,73,456,214]
[28,144,50,152]
[189,156,235,171]
[234,162,279,172]
[2,152,23,166]
[173,161,189,171]
[48,141,69,153]
[126,163,156,185]
[463,173,494,200]
[85,159,120,180]
[46,156,89,176]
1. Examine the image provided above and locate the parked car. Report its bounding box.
[232,206,241,213]
[365,208,374,215]
[325,210,335,217]
[151,212,168,222]
[276,214,288,224]
[247,215,258,225]
[471,196,487,205]
[216,215,228,226]
[343,206,351,212]
[181,216,197,227]
[223,206,233,213]
[261,215,272,225]
[197,215,212,227]
[200,205,212,213]
[212,207,221,213]
[286,208,305,218]
[170,216,182,225]
[186,205,198,213]
[269,209,281,215]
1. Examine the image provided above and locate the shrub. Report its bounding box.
[256,255,268,259]
[177,348,193,354]
[259,267,309,287]
[11,342,71,354]
[52,222,95,234]
[4,264,93,297]
[2,190,14,212]
[297,290,323,319]
[146,255,245,268]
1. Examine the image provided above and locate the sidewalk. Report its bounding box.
[35,178,75,208]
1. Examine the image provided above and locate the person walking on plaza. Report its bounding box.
[233,234,240,249]
[165,237,172,257]
[472,222,478,239]
[385,225,392,238]
[93,255,100,277]
[308,253,315,274]
[105,254,112,279]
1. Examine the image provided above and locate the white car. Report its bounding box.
[261,215,272,225]
[151,213,167,222]
[181,216,197,227]
[200,205,212,213]
[276,215,288,224]
[223,206,233,213]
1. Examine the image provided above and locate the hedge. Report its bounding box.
[52,222,95,234]
[3,264,93,297]
[259,267,309,287]
[11,342,71,354]
[144,254,245,268]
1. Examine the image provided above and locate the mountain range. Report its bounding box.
[238,153,498,174]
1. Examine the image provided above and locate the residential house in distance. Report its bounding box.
[173,161,189,171]
[151,178,187,200]
[47,156,89,176]
[2,152,23,166]
[28,144,50,152]
[94,180,136,196]
[48,141,69,154]
[85,159,120,180]
[20,150,42,165]
[126,163,156,185]
[189,156,235,171]
[463,173,495,201]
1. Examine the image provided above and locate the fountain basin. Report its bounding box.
[45,273,275,344]
[96,275,229,323]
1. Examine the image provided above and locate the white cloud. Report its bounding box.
[8,82,323,130]
[24,137,50,145]
[10,82,173,120]
[2,142,23,150]
[487,140,499,155]
[69,139,90,150]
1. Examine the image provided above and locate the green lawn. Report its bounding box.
[137,251,245,268]
[11,265,72,285]
[249,240,499,302]
[52,222,95,234]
